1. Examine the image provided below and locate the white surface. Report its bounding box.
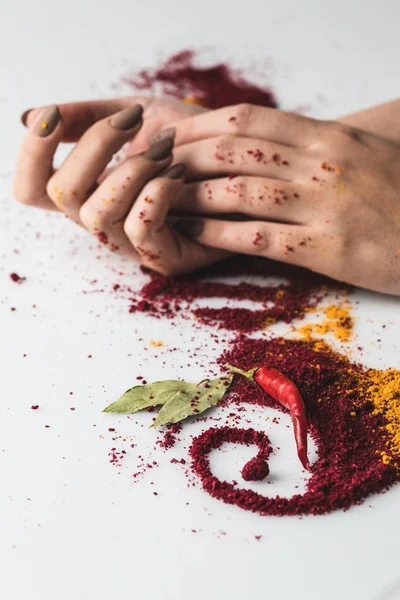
[1,1,400,599]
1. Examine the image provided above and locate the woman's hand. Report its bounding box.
[164,103,400,295]
[13,97,227,275]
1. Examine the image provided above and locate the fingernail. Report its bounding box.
[148,127,176,146]
[142,138,173,161]
[110,104,143,131]
[21,108,33,126]
[174,218,204,238]
[34,105,60,137]
[162,163,186,180]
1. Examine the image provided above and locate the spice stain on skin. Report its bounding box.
[53,186,64,203]
[247,149,264,162]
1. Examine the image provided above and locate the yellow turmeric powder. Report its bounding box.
[149,339,164,347]
[366,368,400,467]
[296,302,354,342]
[184,96,202,105]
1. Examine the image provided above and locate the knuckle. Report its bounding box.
[229,176,248,209]
[45,177,60,203]
[250,224,270,254]
[228,103,254,133]
[324,121,357,147]
[214,135,235,162]
[123,218,144,243]
[156,263,178,277]
[46,174,76,206]
[79,202,97,229]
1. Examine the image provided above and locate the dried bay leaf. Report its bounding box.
[152,375,233,427]
[103,380,196,414]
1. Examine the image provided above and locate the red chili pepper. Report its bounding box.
[227,364,310,471]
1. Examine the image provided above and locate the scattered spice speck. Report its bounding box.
[10,273,25,283]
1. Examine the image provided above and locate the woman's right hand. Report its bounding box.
[13,98,228,275]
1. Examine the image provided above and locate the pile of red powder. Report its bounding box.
[124,49,278,110]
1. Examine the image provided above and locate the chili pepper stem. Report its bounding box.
[225,364,258,380]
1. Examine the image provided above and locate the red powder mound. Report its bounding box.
[242,457,270,482]
[124,50,278,109]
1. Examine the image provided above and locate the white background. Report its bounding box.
[1,1,400,599]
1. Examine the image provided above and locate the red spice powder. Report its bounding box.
[189,337,398,516]
[130,258,331,332]
[124,50,278,110]
[157,423,182,450]
[96,232,108,245]
[242,456,270,482]
[10,273,25,283]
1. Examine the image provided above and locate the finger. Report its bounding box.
[47,104,145,221]
[173,136,312,182]
[124,164,228,275]
[172,177,310,224]
[174,217,318,269]
[156,104,320,148]
[22,97,153,142]
[23,97,206,149]
[79,139,175,256]
[14,105,63,210]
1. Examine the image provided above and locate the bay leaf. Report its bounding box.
[102,380,196,414]
[152,375,233,427]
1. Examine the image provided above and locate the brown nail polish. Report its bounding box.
[174,218,204,238]
[148,127,176,146]
[162,163,186,180]
[34,105,60,137]
[143,138,173,161]
[110,104,143,131]
[21,108,33,126]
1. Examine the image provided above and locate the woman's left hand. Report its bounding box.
[166,104,400,295]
